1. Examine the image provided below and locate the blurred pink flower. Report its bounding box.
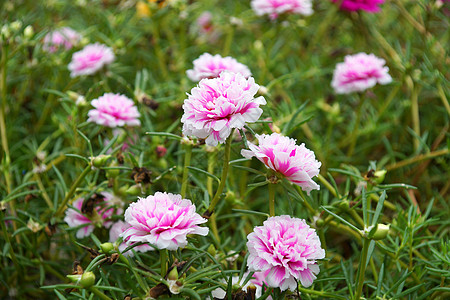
[197,11,214,34]
[187,53,252,81]
[43,27,81,53]
[247,215,325,291]
[332,0,385,13]
[120,192,209,251]
[241,133,321,194]
[64,192,123,239]
[68,43,115,77]
[182,72,266,146]
[251,0,313,20]
[87,93,141,128]
[331,52,392,94]
[109,221,152,256]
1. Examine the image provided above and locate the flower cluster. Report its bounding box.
[331,52,392,94]
[87,93,141,128]
[64,192,122,239]
[246,215,325,291]
[242,133,321,194]
[68,43,115,77]
[251,0,313,20]
[332,0,385,13]
[120,192,209,251]
[186,53,251,81]
[182,72,266,146]
[43,27,81,53]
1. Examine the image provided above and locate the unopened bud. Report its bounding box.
[126,184,142,196]
[369,224,390,240]
[80,271,95,288]
[338,200,350,211]
[10,21,22,32]
[106,162,120,179]
[24,25,34,39]
[155,145,167,158]
[92,155,110,168]
[167,267,178,281]
[67,274,81,283]
[207,244,216,257]
[373,170,387,184]
[100,242,114,255]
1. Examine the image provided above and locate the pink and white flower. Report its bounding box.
[87,93,141,128]
[120,192,209,251]
[331,52,392,94]
[187,53,251,81]
[247,216,325,291]
[196,12,214,34]
[182,72,266,146]
[68,43,115,77]
[64,192,123,239]
[251,0,313,20]
[241,133,321,194]
[109,221,152,256]
[43,27,81,53]
[332,0,385,13]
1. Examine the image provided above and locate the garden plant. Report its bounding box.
[0,0,449,299]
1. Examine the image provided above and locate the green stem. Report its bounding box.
[0,210,22,277]
[295,185,315,215]
[160,249,168,277]
[386,148,449,171]
[317,174,338,198]
[347,93,366,157]
[410,78,421,151]
[354,238,370,300]
[437,83,450,116]
[207,150,215,197]
[150,20,169,80]
[180,144,192,198]
[268,183,276,217]
[88,287,113,300]
[297,287,347,300]
[207,130,234,214]
[55,165,91,217]
[0,43,11,194]
[223,25,234,57]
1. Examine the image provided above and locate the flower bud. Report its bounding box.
[167,267,178,281]
[369,224,390,240]
[80,271,95,288]
[338,200,350,211]
[100,242,114,255]
[24,25,34,39]
[155,145,167,158]
[106,161,120,179]
[207,244,216,257]
[126,184,142,196]
[91,155,111,168]
[373,170,387,184]
[10,21,22,32]
[66,274,81,283]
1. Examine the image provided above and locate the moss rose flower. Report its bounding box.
[247,216,325,291]
[332,0,385,13]
[331,52,392,94]
[43,27,81,53]
[251,0,313,20]
[68,43,115,77]
[182,71,266,146]
[120,192,209,251]
[64,192,122,239]
[187,53,251,81]
[241,133,321,194]
[87,93,141,128]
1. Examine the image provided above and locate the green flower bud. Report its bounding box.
[92,155,111,168]
[373,170,387,184]
[80,271,95,288]
[370,224,390,240]
[338,200,350,211]
[24,25,34,39]
[100,242,114,255]
[167,267,178,281]
[126,184,142,196]
[207,244,216,257]
[66,274,81,283]
[106,162,120,179]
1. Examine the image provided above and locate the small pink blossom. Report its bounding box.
[120,192,209,251]
[43,27,81,53]
[109,221,153,256]
[331,52,392,94]
[64,192,123,239]
[251,0,313,20]
[332,0,385,13]
[241,133,321,194]
[196,11,214,34]
[68,43,115,77]
[187,53,252,82]
[182,72,266,146]
[247,216,325,291]
[87,93,141,128]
